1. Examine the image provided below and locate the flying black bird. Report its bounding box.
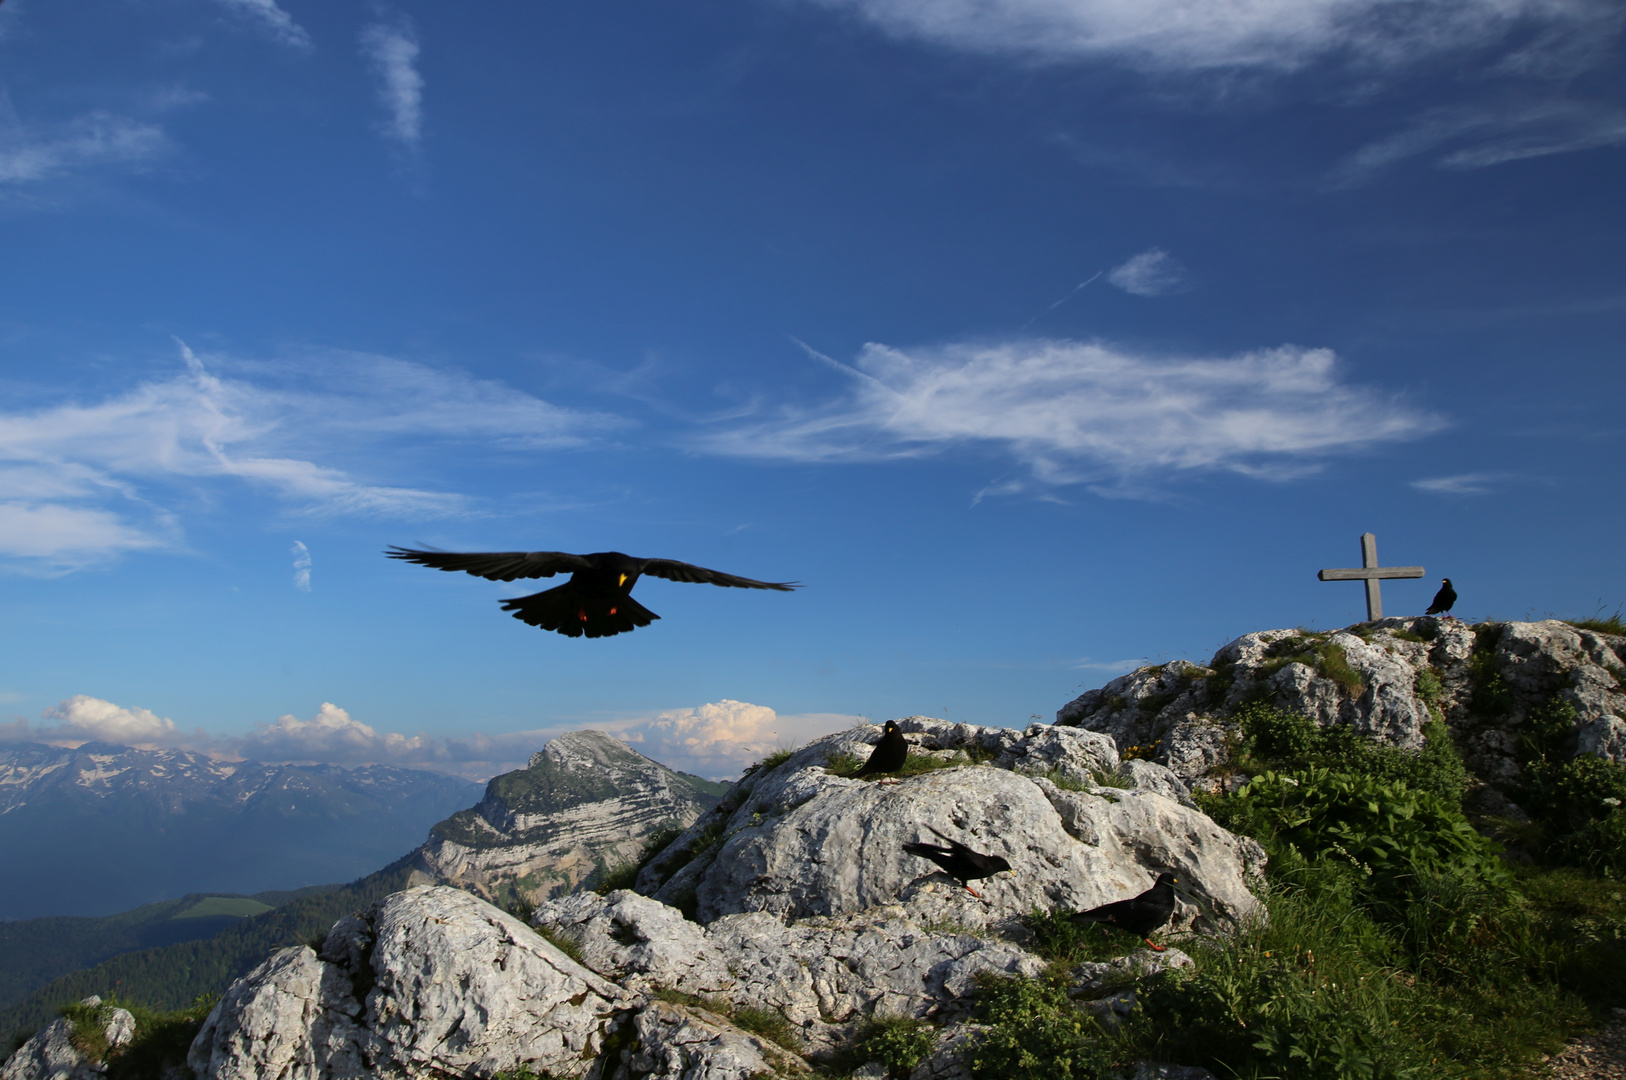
[1068,873,1179,951]
[902,825,1012,898]
[1426,578,1457,618]
[385,547,798,639]
[854,720,909,780]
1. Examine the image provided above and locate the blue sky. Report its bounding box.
[1,0,1621,778]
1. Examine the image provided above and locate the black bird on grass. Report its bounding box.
[854,720,909,780]
[1068,873,1179,951]
[1426,578,1457,618]
[386,547,798,639]
[902,826,1012,898]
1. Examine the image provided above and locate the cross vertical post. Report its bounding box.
[1361,532,1382,620]
[1317,532,1424,621]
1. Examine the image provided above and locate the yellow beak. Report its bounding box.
[618,573,628,587]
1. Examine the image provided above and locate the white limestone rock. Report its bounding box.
[413,731,720,908]
[535,890,1045,1057]
[1055,618,1626,785]
[2,999,135,1080]
[189,886,634,1080]
[600,1001,806,1080]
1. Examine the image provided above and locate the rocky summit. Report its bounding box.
[410,731,725,908]
[8,617,1621,1080]
[142,719,1260,1080]
[1056,617,1626,800]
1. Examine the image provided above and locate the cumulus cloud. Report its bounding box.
[0,696,865,783]
[1107,248,1186,297]
[236,703,430,764]
[291,540,311,591]
[614,700,861,778]
[0,695,190,749]
[212,0,312,49]
[0,342,619,569]
[796,0,1614,72]
[1334,99,1626,184]
[699,338,1443,493]
[0,99,168,186]
[361,16,424,151]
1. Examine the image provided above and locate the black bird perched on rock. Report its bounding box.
[1068,873,1179,951]
[854,720,909,780]
[385,547,798,639]
[1426,578,1457,618]
[902,826,1012,898]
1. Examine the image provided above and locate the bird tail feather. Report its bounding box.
[500,585,659,638]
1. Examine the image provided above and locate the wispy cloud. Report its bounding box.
[1411,472,1506,495]
[1107,248,1186,297]
[0,97,168,186]
[699,338,1444,494]
[797,0,1616,72]
[0,342,621,569]
[291,540,312,591]
[1335,99,1626,184]
[361,15,424,152]
[0,696,864,782]
[211,0,312,50]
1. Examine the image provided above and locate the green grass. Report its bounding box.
[1564,606,1626,636]
[54,994,219,1080]
[534,926,584,965]
[595,825,683,894]
[824,747,959,781]
[171,897,274,920]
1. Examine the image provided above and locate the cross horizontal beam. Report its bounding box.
[1317,567,1424,581]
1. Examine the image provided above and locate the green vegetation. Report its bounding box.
[823,748,959,780]
[648,988,802,1054]
[0,886,334,1016]
[829,1014,936,1078]
[1564,606,1626,637]
[53,994,218,1080]
[1258,635,1366,697]
[534,925,584,965]
[596,825,684,894]
[741,746,796,779]
[959,699,1626,1080]
[0,857,418,1050]
[171,897,274,920]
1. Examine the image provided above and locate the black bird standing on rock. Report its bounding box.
[1068,873,1179,951]
[855,720,909,779]
[902,826,1012,898]
[1426,578,1457,618]
[385,547,798,639]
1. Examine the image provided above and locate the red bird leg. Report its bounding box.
[964,885,982,898]
[1144,939,1166,952]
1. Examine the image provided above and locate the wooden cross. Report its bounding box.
[1317,532,1423,621]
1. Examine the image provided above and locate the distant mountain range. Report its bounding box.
[0,731,735,1050]
[0,742,482,919]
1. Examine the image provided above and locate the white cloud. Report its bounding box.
[1335,99,1626,184]
[4,695,189,749]
[361,16,424,151]
[1107,248,1186,297]
[0,99,168,186]
[700,338,1443,492]
[0,342,618,568]
[0,696,866,782]
[236,702,429,763]
[612,700,861,778]
[796,0,1613,72]
[212,0,312,49]
[291,540,311,591]
[1411,472,1502,495]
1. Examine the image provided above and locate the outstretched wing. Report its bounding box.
[639,559,799,591]
[386,547,594,582]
